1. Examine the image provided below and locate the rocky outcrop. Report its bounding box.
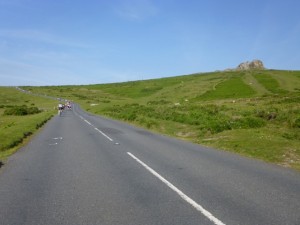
[237,60,265,70]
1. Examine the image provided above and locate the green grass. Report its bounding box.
[196,76,257,100]
[0,87,57,163]
[201,127,300,165]
[253,72,288,94]
[21,69,300,170]
[0,111,53,151]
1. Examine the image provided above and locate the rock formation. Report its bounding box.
[237,60,265,70]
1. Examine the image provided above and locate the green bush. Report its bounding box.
[234,117,266,129]
[293,118,300,128]
[207,119,232,134]
[3,105,41,116]
[138,117,158,129]
[255,109,277,120]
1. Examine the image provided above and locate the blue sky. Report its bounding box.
[0,0,299,86]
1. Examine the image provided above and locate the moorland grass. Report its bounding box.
[253,72,288,94]
[196,76,257,100]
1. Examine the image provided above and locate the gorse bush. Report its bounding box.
[102,103,267,134]
[3,105,42,116]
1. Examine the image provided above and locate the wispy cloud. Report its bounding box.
[114,0,159,21]
[0,29,90,48]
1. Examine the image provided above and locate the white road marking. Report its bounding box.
[75,111,114,142]
[52,137,63,140]
[84,119,92,125]
[127,152,226,225]
[94,128,114,142]
[49,143,58,145]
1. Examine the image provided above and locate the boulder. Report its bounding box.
[237,60,265,70]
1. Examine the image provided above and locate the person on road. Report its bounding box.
[66,101,72,110]
[58,103,63,116]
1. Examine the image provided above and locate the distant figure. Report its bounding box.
[66,101,72,110]
[58,103,63,116]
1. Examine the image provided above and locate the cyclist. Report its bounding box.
[58,103,63,116]
[66,101,72,110]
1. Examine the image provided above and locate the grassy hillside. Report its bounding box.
[22,70,300,170]
[0,87,57,163]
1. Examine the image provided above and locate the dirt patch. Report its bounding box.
[279,148,300,169]
[176,131,197,138]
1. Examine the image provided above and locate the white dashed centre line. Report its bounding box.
[94,128,114,142]
[127,152,226,225]
[76,112,114,142]
[84,119,92,125]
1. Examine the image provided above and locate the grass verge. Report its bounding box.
[0,87,57,165]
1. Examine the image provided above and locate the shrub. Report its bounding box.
[240,117,266,128]
[27,107,41,115]
[255,108,278,120]
[3,105,41,116]
[138,117,158,129]
[207,119,232,133]
[4,106,27,115]
[293,118,300,128]
[125,112,137,121]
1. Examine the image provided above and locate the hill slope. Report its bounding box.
[24,70,300,170]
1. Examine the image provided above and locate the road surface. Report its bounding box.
[0,104,299,225]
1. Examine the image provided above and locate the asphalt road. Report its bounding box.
[0,104,299,225]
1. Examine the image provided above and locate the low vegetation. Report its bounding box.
[4,69,300,170]
[0,87,57,163]
[3,105,42,116]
